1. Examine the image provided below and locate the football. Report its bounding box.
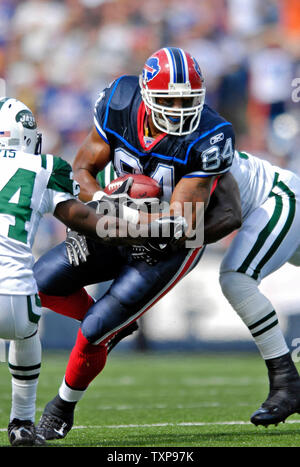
[104,174,161,199]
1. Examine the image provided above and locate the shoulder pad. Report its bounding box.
[106,75,139,111]
[185,123,235,176]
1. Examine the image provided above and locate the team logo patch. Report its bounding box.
[16,110,37,130]
[143,57,161,82]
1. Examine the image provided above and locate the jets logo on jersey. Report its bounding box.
[142,57,161,82]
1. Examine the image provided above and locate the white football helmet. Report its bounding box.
[0,97,42,154]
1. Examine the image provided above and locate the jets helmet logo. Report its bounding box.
[16,110,37,130]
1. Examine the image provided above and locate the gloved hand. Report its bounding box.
[65,200,99,267]
[93,177,133,201]
[131,242,170,266]
[65,228,89,267]
[93,177,160,219]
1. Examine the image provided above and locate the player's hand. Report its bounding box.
[93,178,159,213]
[93,178,133,203]
[131,242,170,266]
[65,200,100,266]
[65,228,89,267]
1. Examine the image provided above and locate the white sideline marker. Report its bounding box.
[71,419,300,429]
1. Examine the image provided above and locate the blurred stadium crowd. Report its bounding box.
[0,0,299,253]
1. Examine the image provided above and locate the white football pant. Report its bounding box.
[0,294,42,422]
[220,172,300,360]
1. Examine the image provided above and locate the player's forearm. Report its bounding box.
[73,168,102,202]
[95,215,187,247]
[120,196,207,248]
[203,172,242,244]
[204,210,241,244]
[54,199,101,240]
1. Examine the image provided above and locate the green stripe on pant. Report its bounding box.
[237,173,296,280]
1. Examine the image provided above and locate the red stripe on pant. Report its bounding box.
[96,246,203,345]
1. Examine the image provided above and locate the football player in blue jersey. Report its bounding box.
[34,47,242,440]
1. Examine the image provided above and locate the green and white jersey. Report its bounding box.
[230,150,297,219]
[0,149,79,295]
[221,150,300,282]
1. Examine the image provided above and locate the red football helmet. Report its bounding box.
[139,47,206,136]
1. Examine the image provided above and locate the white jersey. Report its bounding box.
[230,150,298,219]
[0,149,79,295]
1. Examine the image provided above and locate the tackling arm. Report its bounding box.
[203,172,241,244]
[96,175,214,247]
[102,173,241,247]
[54,199,103,240]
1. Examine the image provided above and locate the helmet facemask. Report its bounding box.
[140,78,206,136]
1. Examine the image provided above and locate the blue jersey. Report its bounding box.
[94,75,235,201]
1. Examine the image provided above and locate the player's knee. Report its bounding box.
[219,271,259,310]
[81,314,105,343]
[0,313,37,340]
[0,296,38,340]
[81,293,131,344]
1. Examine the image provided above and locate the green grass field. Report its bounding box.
[1,351,300,448]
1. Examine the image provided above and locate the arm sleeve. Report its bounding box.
[43,156,80,214]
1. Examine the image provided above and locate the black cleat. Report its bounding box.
[36,397,74,440]
[251,353,300,427]
[8,418,46,446]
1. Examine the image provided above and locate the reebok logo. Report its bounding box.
[210,133,224,145]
